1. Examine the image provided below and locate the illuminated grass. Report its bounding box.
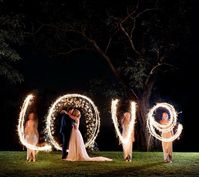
[0,151,198,177]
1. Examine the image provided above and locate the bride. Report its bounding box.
[65,109,112,161]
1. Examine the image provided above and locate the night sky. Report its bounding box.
[0,0,199,152]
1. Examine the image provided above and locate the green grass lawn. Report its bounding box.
[0,151,199,177]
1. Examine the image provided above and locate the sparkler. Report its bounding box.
[147,102,183,142]
[44,93,100,150]
[111,99,136,145]
[17,94,52,151]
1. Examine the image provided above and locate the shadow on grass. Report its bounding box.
[95,161,165,177]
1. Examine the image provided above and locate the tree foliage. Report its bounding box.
[0,1,24,84]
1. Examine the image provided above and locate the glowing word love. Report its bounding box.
[18,94,183,151]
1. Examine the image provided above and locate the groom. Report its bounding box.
[59,107,74,159]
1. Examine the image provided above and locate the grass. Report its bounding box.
[0,151,199,177]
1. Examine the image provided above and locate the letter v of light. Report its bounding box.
[111,99,136,145]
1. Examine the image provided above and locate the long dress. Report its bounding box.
[161,131,173,162]
[24,115,39,162]
[160,119,173,162]
[65,118,112,161]
[121,120,134,161]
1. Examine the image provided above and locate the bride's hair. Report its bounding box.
[72,109,80,117]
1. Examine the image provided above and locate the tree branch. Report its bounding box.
[145,62,175,86]
[119,23,141,56]
[134,8,155,19]
[105,30,118,54]
[81,33,139,99]
[54,47,89,56]
[121,0,140,24]
[130,19,136,39]
[105,36,112,54]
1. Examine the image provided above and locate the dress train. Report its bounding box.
[66,128,112,161]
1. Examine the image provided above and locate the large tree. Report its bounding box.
[22,0,190,150]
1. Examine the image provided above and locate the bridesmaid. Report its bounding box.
[160,112,173,163]
[24,111,39,162]
[121,112,135,162]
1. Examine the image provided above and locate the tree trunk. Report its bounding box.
[137,75,158,151]
[136,100,147,151]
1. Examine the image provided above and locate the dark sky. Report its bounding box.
[0,0,199,152]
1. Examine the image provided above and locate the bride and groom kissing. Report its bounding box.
[59,107,112,161]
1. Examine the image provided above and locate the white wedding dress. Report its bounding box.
[65,118,112,161]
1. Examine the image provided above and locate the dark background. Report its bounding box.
[0,0,199,152]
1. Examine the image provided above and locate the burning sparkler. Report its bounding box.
[18,94,52,151]
[147,102,183,142]
[111,99,136,145]
[44,93,100,150]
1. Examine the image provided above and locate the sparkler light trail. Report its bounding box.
[45,93,100,150]
[147,102,183,142]
[111,99,136,145]
[17,94,52,151]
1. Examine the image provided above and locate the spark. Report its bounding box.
[17,94,52,151]
[111,99,136,145]
[45,93,100,150]
[147,102,183,142]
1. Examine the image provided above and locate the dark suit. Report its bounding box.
[60,112,73,159]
